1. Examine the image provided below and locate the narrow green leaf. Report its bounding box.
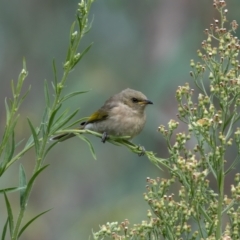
[77,135,96,160]
[7,131,15,163]
[24,134,34,149]
[16,138,25,148]
[9,99,13,109]
[83,26,92,36]
[222,200,235,215]
[21,165,49,206]
[60,90,89,102]
[41,106,49,124]
[50,109,79,135]
[17,85,31,108]
[5,98,10,124]
[47,104,62,133]
[223,112,234,132]
[51,81,56,93]
[77,15,82,33]
[28,165,49,188]
[1,131,16,175]
[83,15,94,35]
[66,21,76,61]
[1,115,19,152]
[219,102,223,110]
[72,43,93,68]
[69,21,76,42]
[49,109,69,129]
[207,222,215,236]
[40,107,49,137]
[199,205,212,223]
[43,141,60,159]
[2,136,11,166]
[3,192,14,237]
[44,80,50,108]
[19,164,27,208]
[0,187,26,194]
[1,217,8,240]
[206,159,217,180]
[0,163,6,177]
[233,114,240,124]
[5,143,35,172]
[225,160,239,175]
[8,116,19,138]
[52,59,58,92]
[11,80,15,96]
[66,47,73,67]
[27,118,40,155]
[18,209,52,238]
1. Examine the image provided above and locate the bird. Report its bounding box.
[52,88,153,142]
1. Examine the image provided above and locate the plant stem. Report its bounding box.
[216,156,224,239]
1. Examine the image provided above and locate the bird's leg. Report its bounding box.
[101,132,108,143]
[138,145,146,156]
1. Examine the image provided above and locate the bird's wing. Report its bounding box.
[86,109,109,123]
[80,97,118,126]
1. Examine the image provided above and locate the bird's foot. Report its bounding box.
[138,145,145,156]
[101,132,108,143]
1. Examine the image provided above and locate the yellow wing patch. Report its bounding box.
[87,109,108,123]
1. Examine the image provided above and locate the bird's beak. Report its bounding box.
[140,99,153,105]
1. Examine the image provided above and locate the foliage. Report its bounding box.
[0,0,95,239]
[2,0,240,239]
[92,1,240,239]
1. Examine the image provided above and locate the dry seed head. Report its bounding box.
[231,20,239,30]
[124,219,129,225]
[219,0,226,7]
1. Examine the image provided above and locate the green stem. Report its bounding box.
[216,156,224,239]
[216,9,228,237]
[4,143,35,172]
[12,207,25,239]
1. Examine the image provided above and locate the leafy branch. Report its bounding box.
[1,0,96,239]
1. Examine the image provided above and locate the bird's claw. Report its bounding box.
[101,132,108,143]
[138,145,145,156]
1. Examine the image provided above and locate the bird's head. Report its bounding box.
[119,88,153,113]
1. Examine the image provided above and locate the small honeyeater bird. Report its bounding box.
[52,88,153,142]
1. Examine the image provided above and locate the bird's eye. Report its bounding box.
[132,97,138,103]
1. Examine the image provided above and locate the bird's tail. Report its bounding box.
[51,133,76,142]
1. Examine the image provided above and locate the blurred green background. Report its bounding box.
[0,0,240,239]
